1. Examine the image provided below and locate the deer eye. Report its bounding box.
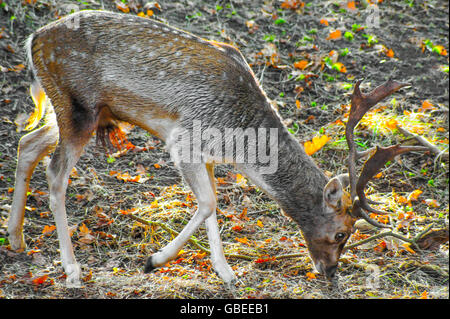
[335,232,346,242]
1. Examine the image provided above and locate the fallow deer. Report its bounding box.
[8,11,426,287]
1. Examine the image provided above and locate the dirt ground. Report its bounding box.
[0,0,448,300]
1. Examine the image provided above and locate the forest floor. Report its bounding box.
[0,0,448,299]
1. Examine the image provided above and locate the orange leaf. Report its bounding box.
[10,64,26,73]
[326,30,341,40]
[280,0,304,10]
[79,223,91,236]
[306,272,316,280]
[385,48,395,58]
[419,100,434,112]
[402,243,416,254]
[256,220,264,228]
[333,62,346,73]
[150,199,159,208]
[115,1,130,13]
[385,118,399,130]
[424,199,440,208]
[42,225,56,235]
[346,1,357,11]
[235,237,249,245]
[295,99,301,109]
[373,241,387,253]
[319,18,329,26]
[408,189,422,202]
[232,225,243,232]
[304,135,330,155]
[32,274,48,286]
[374,172,383,179]
[294,60,309,70]
[236,173,247,187]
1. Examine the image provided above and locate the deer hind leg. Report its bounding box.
[8,106,58,252]
[144,163,217,273]
[204,163,237,284]
[45,96,97,288]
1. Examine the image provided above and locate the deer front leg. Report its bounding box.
[205,212,237,284]
[144,163,220,274]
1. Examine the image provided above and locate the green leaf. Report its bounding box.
[344,31,354,41]
[274,18,286,25]
[263,34,276,42]
[107,155,116,163]
[352,24,362,32]
[340,47,350,56]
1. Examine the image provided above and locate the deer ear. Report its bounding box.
[323,177,344,209]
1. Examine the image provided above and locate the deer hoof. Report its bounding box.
[144,256,156,273]
[7,232,26,252]
[65,263,81,288]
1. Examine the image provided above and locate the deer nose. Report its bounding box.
[325,265,338,279]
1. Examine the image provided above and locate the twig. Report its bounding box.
[122,212,210,252]
[396,124,449,161]
[343,223,434,251]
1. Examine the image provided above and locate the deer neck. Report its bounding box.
[240,126,329,229]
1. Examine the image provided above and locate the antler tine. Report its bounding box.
[355,145,429,216]
[347,79,411,130]
[345,79,413,228]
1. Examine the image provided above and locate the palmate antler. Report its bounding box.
[345,79,428,228]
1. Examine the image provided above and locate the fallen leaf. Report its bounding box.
[385,48,395,58]
[294,60,309,70]
[385,118,399,130]
[408,189,422,202]
[42,225,56,235]
[232,225,243,232]
[32,274,49,286]
[306,272,316,280]
[78,223,95,244]
[346,1,357,11]
[115,0,130,13]
[319,18,329,26]
[235,237,249,245]
[332,62,346,73]
[401,243,416,254]
[326,30,342,40]
[236,173,248,188]
[280,0,304,10]
[419,100,435,112]
[304,135,330,155]
[424,199,440,208]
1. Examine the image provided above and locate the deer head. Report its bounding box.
[302,79,427,279]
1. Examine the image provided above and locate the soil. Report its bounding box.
[0,0,448,300]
